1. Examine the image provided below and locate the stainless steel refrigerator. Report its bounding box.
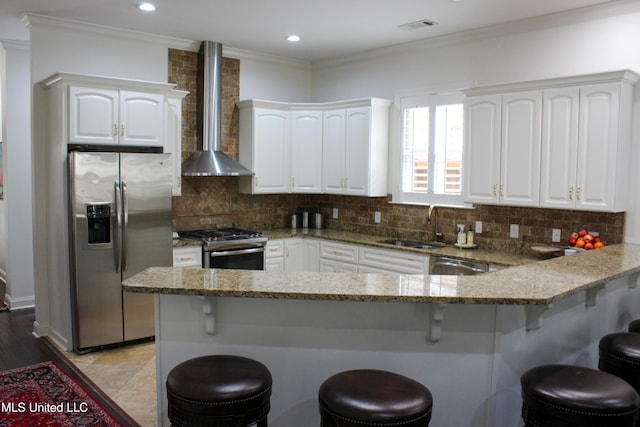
[68,149,172,352]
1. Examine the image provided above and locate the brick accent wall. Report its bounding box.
[168,48,625,250]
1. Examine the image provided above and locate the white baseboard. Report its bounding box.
[5,294,35,310]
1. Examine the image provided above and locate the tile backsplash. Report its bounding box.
[168,48,624,250]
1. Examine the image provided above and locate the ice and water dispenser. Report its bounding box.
[86,203,111,244]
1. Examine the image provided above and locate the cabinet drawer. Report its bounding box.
[320,241,359,263]
[265,240,284,258]
[359,247,428,274]
[173,246,202,267]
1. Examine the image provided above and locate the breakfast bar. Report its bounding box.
[124,244,640,427]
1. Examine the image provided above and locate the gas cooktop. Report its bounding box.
[178,228,264,242]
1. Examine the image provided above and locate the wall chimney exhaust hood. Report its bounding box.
[182,41,253,177]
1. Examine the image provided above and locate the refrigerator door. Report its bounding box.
[69,151,124,350]
[120,152,173,341]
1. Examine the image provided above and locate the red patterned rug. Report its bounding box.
[0,361,124,426]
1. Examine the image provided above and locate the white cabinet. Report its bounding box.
[319,241,359,273]
[322,99,391,196]
[173,246,202,267]
[265,238,320,272]
[265,240,285,272]
[239,106,291,194]
[539,78,636,212]
[69,86,165,146]
[464,70,638,212]
[463,91,541,206]
[238,98,391,197]
[291,111,323,193]
[358,247,429,275]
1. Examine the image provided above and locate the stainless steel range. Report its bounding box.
[178,228,267,270]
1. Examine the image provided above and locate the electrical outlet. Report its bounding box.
[510,224,519,238]
[475,221,483,234]
[332,208,339,219]
[374,211,381,223]
[552,228,561,242]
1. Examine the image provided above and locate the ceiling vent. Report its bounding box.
[398,19,438,30]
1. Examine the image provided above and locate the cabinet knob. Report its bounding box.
[569,186,573,200]
[114,124,118,136]
[576,186,581,201]
[121,124,125,136]
[493,184,497,196]
[499,184,504,197]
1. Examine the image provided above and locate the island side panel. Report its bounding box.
[155,294,499,427]
[490,275,640,427]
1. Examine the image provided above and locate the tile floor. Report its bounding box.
[63,341,158,427]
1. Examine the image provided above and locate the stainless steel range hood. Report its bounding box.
[182,41,252,177]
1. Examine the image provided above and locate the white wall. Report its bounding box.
[0,40,35,310]
[311,6,640,243]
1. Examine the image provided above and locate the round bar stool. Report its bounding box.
[628,319,640,333]
[600,332,640,394]
[166,355,272,427]
[520,364,640,427]
[318,369,433,427]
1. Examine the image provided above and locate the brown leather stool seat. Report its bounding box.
[629,319,640,333]
[166,355,272,427]
[600,332,640,395]
[318,369,433,427]
[520,364,640,427]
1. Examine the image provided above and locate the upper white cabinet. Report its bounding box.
[464,70,638,212]
[40,73,186,196]
[463,91,541,206]
[69,86,165,146]
[238,98,391,197]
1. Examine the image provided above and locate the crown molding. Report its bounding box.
[0,39,30,51]
[22,13,200,51]
[313,0,640,70]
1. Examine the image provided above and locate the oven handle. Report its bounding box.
[208,247,265,257]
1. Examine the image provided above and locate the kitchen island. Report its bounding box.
[124,244,640,427]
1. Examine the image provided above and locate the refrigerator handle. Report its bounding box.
[114,181,122,273]
[122,180,129,273]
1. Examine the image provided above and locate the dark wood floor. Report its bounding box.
[0,308,140,426]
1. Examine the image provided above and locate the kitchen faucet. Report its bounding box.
[427,205,443,242]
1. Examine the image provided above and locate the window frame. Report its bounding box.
[392,91,467,207]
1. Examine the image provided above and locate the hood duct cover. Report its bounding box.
[182,41,253,177]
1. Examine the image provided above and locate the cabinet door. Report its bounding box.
[173,246,202,267]
[284,238,304,272]
[463,95,502,204]
[253,109,291,193]
[323,109,347,194]
[319,259,358,273]
[68,86,119,144]
[576,83,620,211]
[119,91,164,146]
[344,107,371,196]
[540,88,579,209]
[302,239,320,272]
[500,91,541,206]
[291,111,323,193]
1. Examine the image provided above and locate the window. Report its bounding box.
[394,92,465,206]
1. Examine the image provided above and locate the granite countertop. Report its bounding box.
[124,243,640,305]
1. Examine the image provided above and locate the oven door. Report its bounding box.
[206,246,265,270]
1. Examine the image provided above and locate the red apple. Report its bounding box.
[570,232,579,240]
[584,234,594,243]
[594,236,602,243]
[578,229,588,237]
[585,242,594,250]
[568,238,577,247]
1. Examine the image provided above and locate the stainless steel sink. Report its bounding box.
[429,256,488,276]
[378,239,446,250]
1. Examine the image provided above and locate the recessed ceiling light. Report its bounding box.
[137,2,157,12]
[286,35,301,42]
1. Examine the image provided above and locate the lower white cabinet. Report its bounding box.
[358,247,429,274]
[319,259,359,273]
[173,246,202,267]
[319,241,359,273]
[266,238,320,272]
